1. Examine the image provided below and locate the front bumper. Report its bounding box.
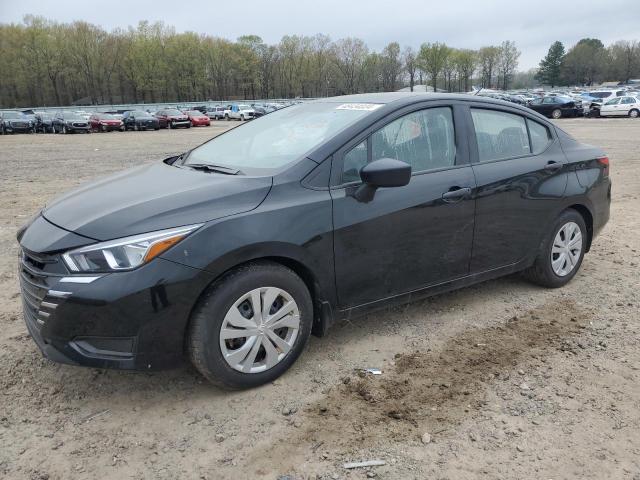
[18,217,214,370]
[4,124,33,133]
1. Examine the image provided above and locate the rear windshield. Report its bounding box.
[588,92,611,98]
[185,102,378,171]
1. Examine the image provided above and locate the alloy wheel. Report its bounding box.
[550,221,582,277]
[219,287,300,374]
[630,109,639,118]
[552,109,562,119]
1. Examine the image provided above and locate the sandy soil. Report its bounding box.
[0,118,639,480]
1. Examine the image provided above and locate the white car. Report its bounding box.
[599,96,640,117]
[223,104,255,121]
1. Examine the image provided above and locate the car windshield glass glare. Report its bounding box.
[185,102,376,171]
[186,111,201,115]
[99,114,117,120]
[4,112,24,119]
[132,111,148,116]
[589,92,610,99]
[165,109,182,115]
[65,114,84,120]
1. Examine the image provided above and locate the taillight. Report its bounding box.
[597,156,609,177]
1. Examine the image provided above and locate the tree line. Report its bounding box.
[536,38,640,87]
[0,16,526,108]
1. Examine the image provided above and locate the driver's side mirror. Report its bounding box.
[353,158,411,202]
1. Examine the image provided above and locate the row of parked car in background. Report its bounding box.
[0,101,290,134]
[474,86,640,119]
[1,91,637,135]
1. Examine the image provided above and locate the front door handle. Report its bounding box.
[544,161,563,172]
[442,187,471,203]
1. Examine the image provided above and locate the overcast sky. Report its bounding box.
[1,0,639,69]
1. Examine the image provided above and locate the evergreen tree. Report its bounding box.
[536,41,565,87]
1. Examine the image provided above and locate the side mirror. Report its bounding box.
[360,158,411,187]
[353,158,411,202]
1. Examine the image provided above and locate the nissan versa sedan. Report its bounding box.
[17,93,611,389]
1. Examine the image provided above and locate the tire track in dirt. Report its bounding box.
[246,299,595,476]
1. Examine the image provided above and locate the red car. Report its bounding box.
[185,110,211,127]
[154,109,191,129]
[89,113,124,132]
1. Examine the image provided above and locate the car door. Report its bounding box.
[467,106,568,273]
[331,103,476,308]
[619,97,635,115]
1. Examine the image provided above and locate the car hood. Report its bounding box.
[42,162,272,241]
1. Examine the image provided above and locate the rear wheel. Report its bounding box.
[523,209,587,288]
[551,109,562,119]
[62,125,68,134]
[188,261,313,389]
[629,109,639,118]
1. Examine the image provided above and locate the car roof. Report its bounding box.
[304,92,552,163]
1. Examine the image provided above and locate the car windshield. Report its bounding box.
[98,114,117,120]
[186,111,201,115]
[3,111,24,119]
[132,111,149,116]
[39,113,54,120]
[165,109,183,115]
[185,102,378,171]
[65,113,84,120]
[238,105,251,109]
[589,92,611,99]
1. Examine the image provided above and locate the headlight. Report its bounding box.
[62,224,203,273]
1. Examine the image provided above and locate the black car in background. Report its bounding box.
[17,93,611,389]
[35,112,55,133]
[52,112,90,134]
[0,111,34,134]
[527,96,581,119]
[122,110,160,131]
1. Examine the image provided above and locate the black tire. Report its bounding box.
[523,209,587,288]
[551,109,562,119]
[629,109,639,118]
[188,261,313,389]
[225,114,230,121]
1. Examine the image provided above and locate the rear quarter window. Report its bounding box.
[527,119,552,154]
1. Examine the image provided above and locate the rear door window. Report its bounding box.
[471,109,531,162]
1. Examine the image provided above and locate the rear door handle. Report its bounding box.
[544,161,563,172]
[442,187,471,203]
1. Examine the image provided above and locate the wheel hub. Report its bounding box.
[219,287,300,374]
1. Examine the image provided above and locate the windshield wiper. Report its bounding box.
[184,163,243,175]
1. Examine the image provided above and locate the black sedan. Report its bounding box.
[122,110,160,131]
[35,112,55,133]
[0,111,34,134]
[527,96,581,119]
[17,93,611,389]
[52,112,91,134]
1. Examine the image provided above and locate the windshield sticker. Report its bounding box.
[336,103,382,111]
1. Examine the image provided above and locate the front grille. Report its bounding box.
[72,122,87,127]
[19,250,62,330]
[12,122,28,128]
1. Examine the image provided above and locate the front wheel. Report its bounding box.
[523,209,587,288]
[188,261,313,389]
[629,109,639,118]
[551,109,562,119]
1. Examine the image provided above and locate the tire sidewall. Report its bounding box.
[539,210,587,287]
[190,264,313,389]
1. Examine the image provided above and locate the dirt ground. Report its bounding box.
[0,118,639,480]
